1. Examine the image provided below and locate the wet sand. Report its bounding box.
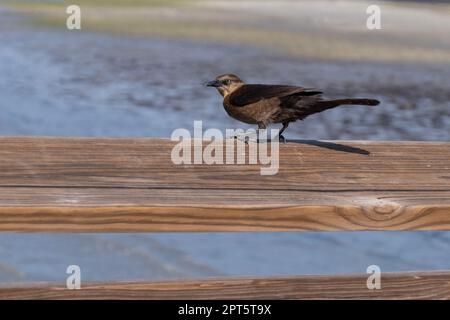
[1,3,450,283]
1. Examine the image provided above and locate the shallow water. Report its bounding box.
[1,18,449,140]
[2,232,450,283]
[1,8,450,283]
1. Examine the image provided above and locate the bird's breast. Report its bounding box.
[223,98,279,125]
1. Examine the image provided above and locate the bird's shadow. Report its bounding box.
[287,139,370,156]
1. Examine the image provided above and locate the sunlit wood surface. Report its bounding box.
[0,137,449,232]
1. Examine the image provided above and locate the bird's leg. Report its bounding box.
[278,122,289,143]
[256,122,268,143]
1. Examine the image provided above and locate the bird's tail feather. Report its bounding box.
[313,98,379,113]
[319,98,379,108]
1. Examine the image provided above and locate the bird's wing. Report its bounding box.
[228,84,322,107]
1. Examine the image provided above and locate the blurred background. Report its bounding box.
[0,0,450,283]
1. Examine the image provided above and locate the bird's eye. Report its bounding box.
[223,79,232,85]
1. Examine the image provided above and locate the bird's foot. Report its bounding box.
[233,135,285,144]
[278,134,287,144]
[232,134,250,144]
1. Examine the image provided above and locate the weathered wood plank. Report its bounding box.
[1,272,449,300]
[1,137,449,191]
[0,137,450,232]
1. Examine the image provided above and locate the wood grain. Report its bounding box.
[0,137,450,232]
[1,271,450,300]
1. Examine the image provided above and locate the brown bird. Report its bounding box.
[206,74,380,142]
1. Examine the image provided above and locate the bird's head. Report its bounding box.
[205,74,244,97]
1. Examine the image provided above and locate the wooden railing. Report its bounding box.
[2,272,450,300]
[1,137,450,299]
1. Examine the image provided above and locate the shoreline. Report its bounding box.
[6,0,450,63]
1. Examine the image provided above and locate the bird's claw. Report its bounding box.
[232,134,286,144]
[278,134,287,144]
[232,135,250,144]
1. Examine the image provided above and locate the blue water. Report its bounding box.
[1,232,450,283]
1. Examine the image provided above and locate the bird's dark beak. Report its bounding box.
[205,80,221,88]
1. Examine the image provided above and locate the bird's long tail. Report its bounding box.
[317,98,380,111]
